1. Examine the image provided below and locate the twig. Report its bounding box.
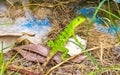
[45,45,113,75]
[19,0,76,8]
[100,42,104,65]
[8,65,41,75]
[6,0,16,8]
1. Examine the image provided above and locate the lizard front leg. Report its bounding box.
[59,47,69,60]
[72,30,83,47]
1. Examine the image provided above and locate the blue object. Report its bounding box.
[115,0,120,3]
[77,8,104,24]
[23,17,51,28]
[0,5,3,8]
[94,23,118,35]
[77,7,120,35]
[38,18,51,27]
[77,8,95,18]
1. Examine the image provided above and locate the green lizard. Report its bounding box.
[43,15,86,68]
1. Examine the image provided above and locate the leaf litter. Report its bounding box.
[1,0,120,75]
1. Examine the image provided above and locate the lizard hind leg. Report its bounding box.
[59,47,69,60]
[42,49,57,69]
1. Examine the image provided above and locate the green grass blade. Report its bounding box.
[107,0,113,24]
[91,7,120,20]
[0,41,5,75]
[0,42,16,75]
[0,41,4,65]
[86,0,106,36]
[90,7,120,44]
[87,64,120,75]
[69,40,101,70]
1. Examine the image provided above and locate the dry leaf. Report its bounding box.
[12,44,86,64]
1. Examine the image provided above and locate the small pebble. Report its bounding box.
[23,62,32,67]
[113,46,120,52]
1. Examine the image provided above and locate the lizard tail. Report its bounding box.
[42,50,57,69]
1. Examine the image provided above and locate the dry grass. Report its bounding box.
[1,0,120,75]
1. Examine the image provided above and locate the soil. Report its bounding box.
[1,0,120,75]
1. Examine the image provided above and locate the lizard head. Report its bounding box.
[72,15,86,28]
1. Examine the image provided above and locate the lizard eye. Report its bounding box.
[77,18,80,21]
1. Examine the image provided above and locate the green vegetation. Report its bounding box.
[0,0,120,75]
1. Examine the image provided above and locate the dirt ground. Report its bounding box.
[1,0,120,75]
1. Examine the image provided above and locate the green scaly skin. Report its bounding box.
[43,15,86,68]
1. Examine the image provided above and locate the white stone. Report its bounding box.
[65,35,87,56]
